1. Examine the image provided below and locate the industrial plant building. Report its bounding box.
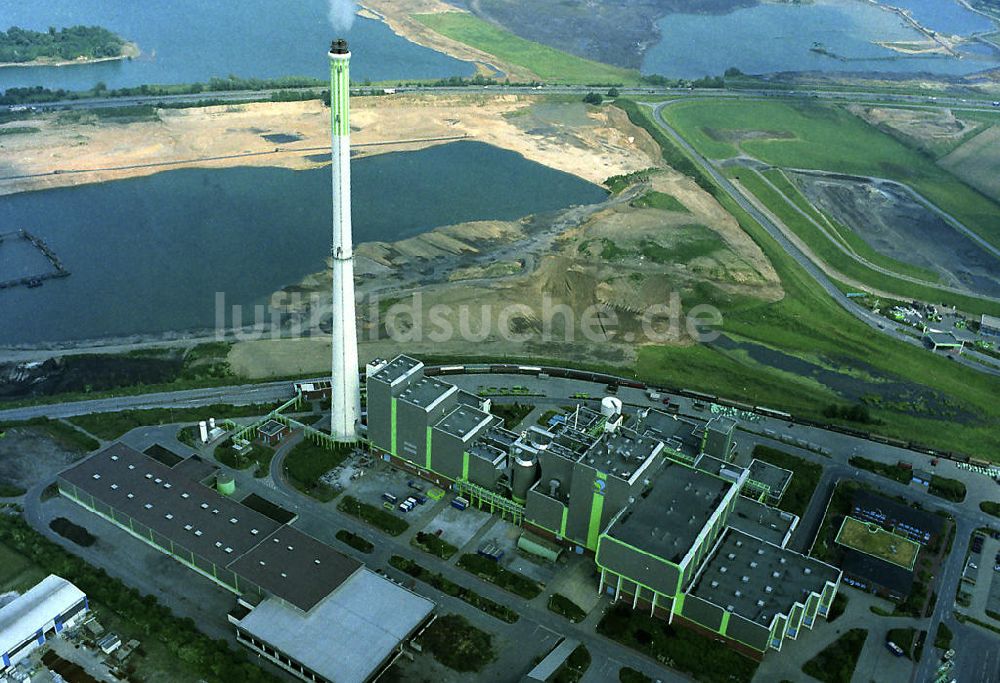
[1,575,88,674]
[366,354,841,656]
[57,443,433,683]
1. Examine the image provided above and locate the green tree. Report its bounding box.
[582,92,603,105]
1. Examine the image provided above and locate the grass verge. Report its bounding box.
[457,553,543,599]
[338,495,408,536]
[417,613,495,672]
[801,628,867,683]
[335,529,374,554]
[411,531,458,560]
[547,593,587,623]
[389,555,518,623]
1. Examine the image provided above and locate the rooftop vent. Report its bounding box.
[144,503,153,509]
[110,484,118,490]
[750,561,758,568]
[127,493,134,499]
[194,530,203,537]
[757,548,765,555]
[165,513,173,520]
[128,464,135,470]
[772,571,780,578]
[201,503,209,509]
[727,553,736,560]
[145,474,152,479]
[181,493,190,499]
[225,547,233,553]
[184,524,193,531]
[765,586,773,593]
[229,518,238,524]
[711,580,719,588]
[111,455,119,461]
[154,478,162,484]
[251,528,259,535]
[215,542,222,548]
[756,599,765,607]
[720,566,728,573]
[735,539,743,547]
[779,557,786,565]
[804,567,812,575]
[314,559,321,565]
[734,590,742,598]
[92,474,101,480]
[741,576,749,583]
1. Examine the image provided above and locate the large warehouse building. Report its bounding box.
[1,575,88,674]
[367,355,841,656]
[58,443,433,683]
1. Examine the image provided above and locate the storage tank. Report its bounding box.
[511,448,540,503]
[601,396,623,418]
[216,474,236,496]
[198,421,209,443]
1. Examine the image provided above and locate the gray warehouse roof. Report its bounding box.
[60,444,361,612]
[728,497,796,547]
[692,528,839,626]
[748,459,793,499]
[398,376,456,412]
[369,355,423,386]
[608,461,733,564]
[237,568,434,683]
[435,405,493,441]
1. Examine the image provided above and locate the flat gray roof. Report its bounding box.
[748,459,792,499]
[579,430,660,482]
[370,355,422,386]
[228,525,362,611]
[238,568,434,683]
[60,444,361,612]
[608,461,733,564]
[728,497,795,547]
[435,405,492,441]
[706,416,737,435]
[692,528,839,626]
[398,376,456,412]
[524,638,580,681]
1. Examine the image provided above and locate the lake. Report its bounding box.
[0,0,474,92]
[0,142,607,346]
[644,0,1000,78]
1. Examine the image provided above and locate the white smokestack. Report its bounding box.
[328,0,357,32]
[329,38,361,443]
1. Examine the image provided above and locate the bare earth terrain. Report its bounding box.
[0,94,654,194]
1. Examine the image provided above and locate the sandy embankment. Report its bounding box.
[0,94,654,196]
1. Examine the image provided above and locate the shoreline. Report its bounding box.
[0,42,140,69]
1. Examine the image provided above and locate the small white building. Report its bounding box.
[0,575,88,673]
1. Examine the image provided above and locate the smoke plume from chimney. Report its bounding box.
[328,0,357,32]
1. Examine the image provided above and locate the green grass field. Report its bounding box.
[661,99,1000,251]
[414,12,638,84]
[835,516,919,570]
[619,100,1000,461]
[0,542,46,592]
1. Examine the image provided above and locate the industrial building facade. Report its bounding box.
[1,575,88,674]
[58,443,433,683]
[366,355,842,656]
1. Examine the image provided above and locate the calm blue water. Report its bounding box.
[888,0,995,36]
[0,142,606,344]
[644,0,1000,78]
[0,0,473,92]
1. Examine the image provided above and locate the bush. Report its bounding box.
[411,531,458,560]
[284,440,349,499]
[597,605,758,683]
[0,482,27,497]
[928,475,966,503]
[337,496,408,536]
[547,594,587,623]
[553,644,590,683]
[417,614,495,672]
[582,92,603,105]
[802,629,867,683]
[934,622,953,650]
[389,556,518,623]
[981,501,1000,517]
[457,553,543,599]
[335,529,374,554]
[848,456,911,484]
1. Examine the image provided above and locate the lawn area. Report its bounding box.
[417,613,495,672]
[835,516,920,570]
[801,628,868,683]
[981,501,1000,517]
[887,627,920,660]
[660,99,1000,251]
[282,439,349,501]
[490,402,535,429]
[848,456,912,483]
[338,495,409,536]
[1,417,100,452]
[215,440,275,480]
[928,475,966,502]
[69,403,276,441]
[632,190,689,213]
[547,593,587,623]
[597,605,757,683]
[750,445,822,517]
[457,553,543,599]
[414,12,638,84]
[0,541,46,592]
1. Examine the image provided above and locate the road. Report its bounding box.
[649,100,1000,378]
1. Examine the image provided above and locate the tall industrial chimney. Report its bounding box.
[328,38,361,442]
